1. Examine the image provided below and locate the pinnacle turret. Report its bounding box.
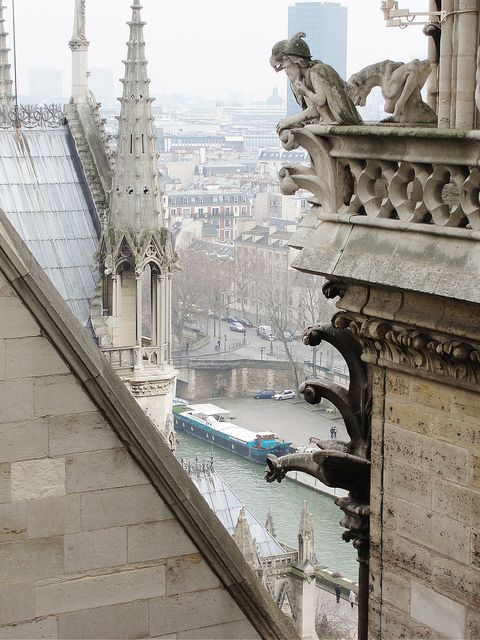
[298,501,316,565]
[0,4,14,114]
[109,0,163,232]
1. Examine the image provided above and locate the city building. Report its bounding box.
[166,189,253,242]
[287,1,347,116]
[88,67,116,109]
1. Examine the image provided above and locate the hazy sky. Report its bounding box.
[8,0,430,100]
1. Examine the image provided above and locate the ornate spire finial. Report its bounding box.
[71,0,87,42]
[69,0,89,103]
[0,3,14,114]
[108,0,164,232]
[298,501,316,566]
[265,508,277,538]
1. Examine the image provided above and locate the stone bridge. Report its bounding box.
[174,358,300,400]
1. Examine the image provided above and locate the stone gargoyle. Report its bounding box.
[347,58,436,124]
[265,321,371,504]
[271,32,362,135]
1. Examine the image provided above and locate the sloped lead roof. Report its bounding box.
[0,128,99,328]
[190,468,290,558]
[0,211,298,640]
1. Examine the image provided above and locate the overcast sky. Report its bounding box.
[8,0,429,101]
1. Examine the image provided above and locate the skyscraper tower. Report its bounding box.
[97,0,177,449]
[287,1,347,116]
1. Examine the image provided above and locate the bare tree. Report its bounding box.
[234,247,255,316]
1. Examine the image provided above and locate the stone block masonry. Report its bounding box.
[0,212,296,639]
[369,367,480,639]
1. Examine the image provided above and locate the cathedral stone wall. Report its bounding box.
[0,267,263,639]
[369,366,480,640]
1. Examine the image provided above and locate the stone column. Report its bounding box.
[454,0,479,128]
[437,0,454,128]
[166,273,173,363]
[136,274,142,347]
[159,274,166,362]
[151,273,158,347]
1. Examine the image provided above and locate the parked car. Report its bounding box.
[229,321,246,333]
[253,389,275,399]
[239,318,253,327]
[256,324,272,336]
[222,315,237,323]
[273,389,295,401]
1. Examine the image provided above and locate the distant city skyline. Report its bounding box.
[8,0,429,103]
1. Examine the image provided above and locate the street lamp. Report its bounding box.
[260,347,265,360]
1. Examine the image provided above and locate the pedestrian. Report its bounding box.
[348,589,356,608]
[185,342,189,355]
[334,584,341,604]
[217,339,221,351]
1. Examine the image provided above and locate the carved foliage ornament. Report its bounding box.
[129,380,174,397]
[334,312,480,387]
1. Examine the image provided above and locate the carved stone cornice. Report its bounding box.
[128,378,174,397]
[334,311,480,389]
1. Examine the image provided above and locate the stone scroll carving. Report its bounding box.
[347,59,436,124]
[271,32,362,134]
[334,311,480,389]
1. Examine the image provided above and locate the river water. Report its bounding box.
[177,432,358,582]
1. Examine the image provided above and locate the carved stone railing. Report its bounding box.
[279,124,480,231]
[0,104,65,130]
[102,345,168,371]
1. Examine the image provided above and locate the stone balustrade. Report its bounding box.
[102,345,168,371]
[280,124,480,230]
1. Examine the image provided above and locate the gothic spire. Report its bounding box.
[109,0,164,233]
[0,3,13,113]
[265,508,277,538]
[233,508,261,569]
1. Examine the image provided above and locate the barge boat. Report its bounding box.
[173,402,292,464]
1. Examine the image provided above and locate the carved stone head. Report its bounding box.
[270,39,288,72]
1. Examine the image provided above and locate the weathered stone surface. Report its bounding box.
[374,602,434,640]
[48,412,120,455]
[0,583,35,625]
[466,610,480,640]
[66,448,146,493]
[128,520,196,563]
[36,565,166,616]
[384,423,470,485]
[381,570,411,614]
[471,452,480,488]
[395,499,470,563]
[410,581,465,639]
[0,502,27,542]
[0,419,48,463]
[58,601,149,639]
[0,297,40,338]
[149,589,245,637]
[0,379,34,423]
[0,465,10,504]
[165,554,220,597]
[433,478,480,527]
[33,375,95,417]
[27,494,81,539]
[371,531,435,582]
[6,337,69,379]
[65,527,127,572]
[80,484,172,530]
[11,459,65,501]
[0,616,58,639]
[178,619,260,639]
[0,537,64,584]
[433,556,480,609]
[385,462,432,509]
[0,340,5,381]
